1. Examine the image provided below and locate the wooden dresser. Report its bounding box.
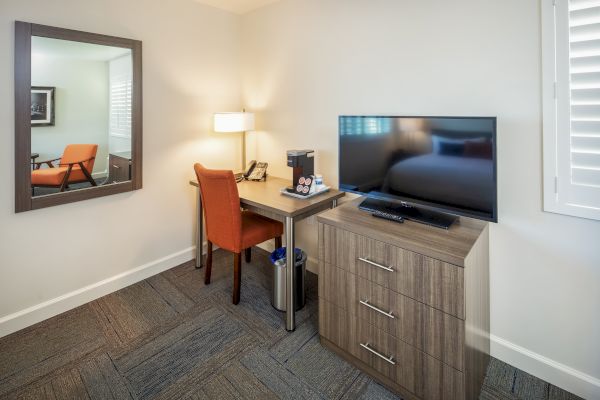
[108,151,132,184]
[317,198,489,400]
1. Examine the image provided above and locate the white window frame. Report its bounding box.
[542,0,600,221]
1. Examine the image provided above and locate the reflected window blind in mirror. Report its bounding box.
[109,55,132,153]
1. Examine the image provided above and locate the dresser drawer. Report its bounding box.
[320,299,464,400]
[108,154,132,183]
[319,261,464,371]
[319,224,464,319]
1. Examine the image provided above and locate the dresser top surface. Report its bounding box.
[110,151,132,160]
[317,197,488,266]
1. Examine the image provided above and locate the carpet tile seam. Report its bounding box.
[95,299,129,345]
[0,338,106,398]
[105,352,137,400]
[75,367,94,400]
[5,346,104,400]
[280,330,320,365]
[112,305,225,373]
[117,311,229,375]
[124,320,248,398]
[145,279,180,314]
[145,276,195,315]
[207,295,277,344]
[336,372,368,400]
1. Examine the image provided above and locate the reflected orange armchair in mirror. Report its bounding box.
[31,144,98,192]
[194,163,283,305]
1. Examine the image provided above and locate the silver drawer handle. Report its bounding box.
[112,165,121,169]
[358,257,394,272]
[360,343,396,365]
[359,300,395,319]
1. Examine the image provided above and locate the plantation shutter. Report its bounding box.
[543,0,600,220]
[569,0,600,187]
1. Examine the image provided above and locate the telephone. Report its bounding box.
[243,160,268,181]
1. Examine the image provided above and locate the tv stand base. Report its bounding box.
[359,197,457,229]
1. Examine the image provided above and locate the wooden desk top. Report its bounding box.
[317,197,488,267]
[190,176,345,218]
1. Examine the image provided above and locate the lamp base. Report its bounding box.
[234,172,245,183]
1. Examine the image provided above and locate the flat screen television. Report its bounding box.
[339,116,497,227]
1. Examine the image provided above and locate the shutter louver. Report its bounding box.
[569,0,600,188]
[110,74,132,138]
[543,0,600,219]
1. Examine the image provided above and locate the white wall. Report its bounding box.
[32,56,109,175]
[240,0,600,398]
[0,0,242,331]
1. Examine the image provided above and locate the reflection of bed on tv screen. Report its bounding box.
[339,116,497,222]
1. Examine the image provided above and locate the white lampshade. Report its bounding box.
[214,112,255,132]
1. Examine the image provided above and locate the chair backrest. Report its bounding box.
[61,144,98,173]
[194,163,242,252]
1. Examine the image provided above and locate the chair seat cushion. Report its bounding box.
[241,211,283,250]
[31,167,68,185]
[65,166,87,182]
[31,165,88,186]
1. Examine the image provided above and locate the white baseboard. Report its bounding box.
[92,169,108,179]
[0,247,195,339]
[306,255,318,274]
[491,334,600,400]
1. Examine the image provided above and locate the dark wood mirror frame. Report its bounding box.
[14,21,143,213]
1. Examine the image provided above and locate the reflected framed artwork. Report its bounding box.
[31,86,55,126]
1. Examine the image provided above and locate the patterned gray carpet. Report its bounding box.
[32,177,108,197]
[0,248,582,399]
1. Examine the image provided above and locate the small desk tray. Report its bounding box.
[280,186,331,199]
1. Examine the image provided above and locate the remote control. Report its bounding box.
[372,210,404,223]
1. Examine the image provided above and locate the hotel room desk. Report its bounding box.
[189,176,344,331]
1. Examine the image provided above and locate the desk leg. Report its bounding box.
[285,216,295,331]
[195,187,203,269]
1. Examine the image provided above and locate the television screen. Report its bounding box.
[339,116,497,221]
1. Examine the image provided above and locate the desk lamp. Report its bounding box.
[214,111,255,181]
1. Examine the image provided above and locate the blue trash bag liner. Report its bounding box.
[270,247,303,267]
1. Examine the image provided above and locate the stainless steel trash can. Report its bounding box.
[270,247,306,312]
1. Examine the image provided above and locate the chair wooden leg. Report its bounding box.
[78,162,97,186]
[233,252,242,305]
[204,241,213,285]
[275,236,282,249]
[245,247,251,263]
[59,165,73,192]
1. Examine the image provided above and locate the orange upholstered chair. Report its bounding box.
[194,163,283,304]
[32,144,98,192]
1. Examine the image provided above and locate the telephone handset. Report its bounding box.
[243,160,257,178]
[245,160,268,181]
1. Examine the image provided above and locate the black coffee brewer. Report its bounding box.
[286,150,314,192]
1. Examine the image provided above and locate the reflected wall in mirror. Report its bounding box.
[31,37,133,196]
[15,22,142,212]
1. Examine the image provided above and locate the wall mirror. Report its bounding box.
[14,22,142,212]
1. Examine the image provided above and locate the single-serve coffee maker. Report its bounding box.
[286,150,314,192]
